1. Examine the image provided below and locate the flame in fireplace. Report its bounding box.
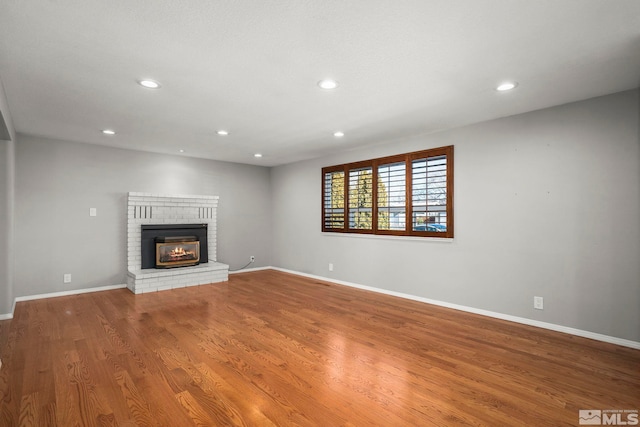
[171,246,187,256]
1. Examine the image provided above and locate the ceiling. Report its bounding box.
[1,1,639,167]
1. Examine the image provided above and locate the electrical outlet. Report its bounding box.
[328,263,334,272]
[249,256,255,263]
[534,296,544,310]
[63,273,71,283]
[89,208,97,217]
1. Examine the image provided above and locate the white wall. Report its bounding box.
[13,135,272,299]
[271,90,640,342]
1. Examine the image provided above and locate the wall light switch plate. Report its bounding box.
[89,208,97,217]
[534,296,544,310]
[328,263,334,272]
[63,274,71,283]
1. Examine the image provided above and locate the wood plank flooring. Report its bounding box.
[0,270,638,426]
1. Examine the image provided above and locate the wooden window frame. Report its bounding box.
[322,145,454,238]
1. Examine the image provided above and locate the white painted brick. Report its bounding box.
[127,192,225,294]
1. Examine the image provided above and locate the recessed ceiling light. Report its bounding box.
[254,153,263,158]
[102,129,116,135]
[138,79,161,89]
[179,149,185,153]
[333,131,345,138]
[217,130,229,136]
[318,79,339,90]
[496,82,518,91]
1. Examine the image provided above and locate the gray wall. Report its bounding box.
[0,77,16,315]
[6,90,639,342]
[13,135,272,299]
[271,90,640,342]
[0,139,15,315]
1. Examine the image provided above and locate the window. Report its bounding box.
[378,159,406,231]
[348,164,373,230]
[322,168,345,230]
[322,146,453,238]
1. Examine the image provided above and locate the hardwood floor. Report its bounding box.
[0,270,638,426]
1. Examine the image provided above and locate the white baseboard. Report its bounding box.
[0,284,128,320]
[0,270,261,320]
[14,283,127,303]
[0,268,266,319]
[270,267,640,350]
[229,266,271,274]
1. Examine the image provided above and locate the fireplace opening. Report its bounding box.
[141,224,208,269]
[155,236,200,268]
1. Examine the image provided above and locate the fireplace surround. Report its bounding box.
[126,192,229,293]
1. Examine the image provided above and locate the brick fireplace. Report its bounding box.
[126,192,229,294]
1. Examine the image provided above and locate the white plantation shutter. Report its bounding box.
[377,161,406,231]
[322,170,345,231]
[411,154,447,233]
[348,166,373,230]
